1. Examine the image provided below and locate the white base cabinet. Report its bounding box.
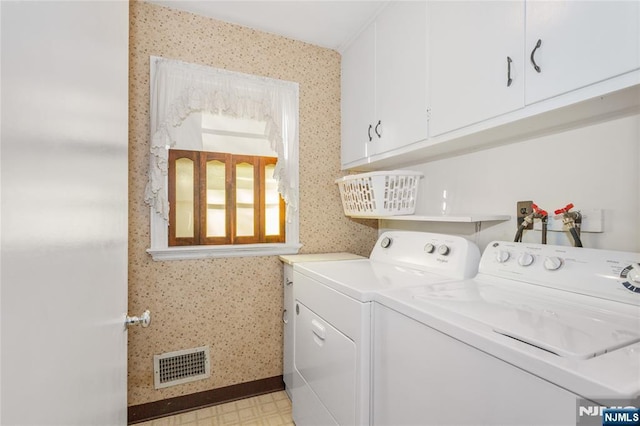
[282,264,294,399]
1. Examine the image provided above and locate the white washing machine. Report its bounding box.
[291,231,481,425]
[374,241,640,425]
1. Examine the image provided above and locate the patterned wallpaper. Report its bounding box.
[128,1,378,405]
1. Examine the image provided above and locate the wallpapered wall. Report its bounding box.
[128,1,378,406]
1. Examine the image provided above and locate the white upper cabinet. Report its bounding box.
[429,0,640,138]
[428,1,525,137]
[374,1,429,154]
[341,1,428,168]
[525,1,640,105]
[341,1,640,171]
[341,23,375,166]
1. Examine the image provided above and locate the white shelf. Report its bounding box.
[355,214,511,223]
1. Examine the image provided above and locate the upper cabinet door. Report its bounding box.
[341,23,376,166]
[375,1,429,154]
[526,1,640,104]
[428,1,525,137]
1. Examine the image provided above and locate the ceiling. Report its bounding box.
[145,1,387,52]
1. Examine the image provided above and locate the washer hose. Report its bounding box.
[569,226,583,248]
[554,203,583,248]
[514,214,534,242]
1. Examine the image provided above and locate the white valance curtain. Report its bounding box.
[145,57,299,222]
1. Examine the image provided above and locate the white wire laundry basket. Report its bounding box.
[335,171,423,217]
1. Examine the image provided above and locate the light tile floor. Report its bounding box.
[136,391,294,426]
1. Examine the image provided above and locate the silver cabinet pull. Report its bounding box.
[507,56,513,87]
[126,310,151,328]
[283,309,288,324]
[286,278,293,286]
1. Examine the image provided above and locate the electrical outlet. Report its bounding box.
[517,201,533,230]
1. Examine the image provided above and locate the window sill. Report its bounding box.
[147,243,303,261]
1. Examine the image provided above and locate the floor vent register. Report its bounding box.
[153,346,211,389]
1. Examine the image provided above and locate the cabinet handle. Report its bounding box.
[530,39,542,73]
[368,124,373,141]
[506,56,513,87]
[374,120,382,138]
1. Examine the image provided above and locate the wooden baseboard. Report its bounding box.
[127,375,285,424]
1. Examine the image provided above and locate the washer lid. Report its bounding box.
[294,259,456,302]
[407,279,640,359]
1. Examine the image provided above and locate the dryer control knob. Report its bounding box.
[495,250,510,263]
[438,245,450,256]
[518,253,534,267]
[424,243,435,254]
[544,256,563,271]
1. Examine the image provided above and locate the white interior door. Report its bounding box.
[1,2,129,425]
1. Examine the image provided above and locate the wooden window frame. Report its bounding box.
[263,157,286,244]
[168,150,200,247]
[201,152,231,246]
[168,149,285,246]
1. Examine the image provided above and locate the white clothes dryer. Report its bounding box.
[291,231,481,425]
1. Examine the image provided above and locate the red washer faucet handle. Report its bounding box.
[532,203,548,217]
[554,203,575,215]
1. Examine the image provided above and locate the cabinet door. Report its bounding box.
[526,1,640,104]
[428,1,525,137]
[341,23,375,167]
[282,264,294,398]
[374,1,429,154]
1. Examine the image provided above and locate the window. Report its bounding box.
[168,149,285,246]
[145,57,300,260]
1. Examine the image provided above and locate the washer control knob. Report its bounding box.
[424,243,435,254]
[621,264,640,293]
[518,253,534,267]
[544,256,563,271]
[495,250,510,263]
[438,245,450,256]
[380,237,392,248]
[627,265,640,284]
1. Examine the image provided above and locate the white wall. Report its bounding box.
[382,113,640,253]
